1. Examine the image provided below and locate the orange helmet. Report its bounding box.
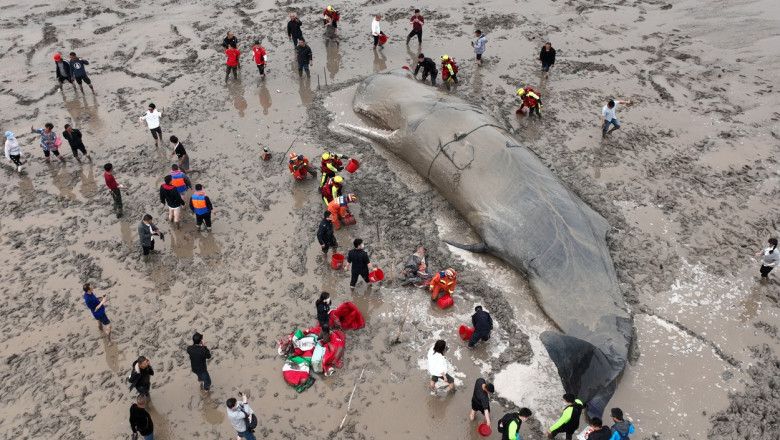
[289,152,298,160]
[445,268,457,279]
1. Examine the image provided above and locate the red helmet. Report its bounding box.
[289,152,298,160]
[53,53,62,61]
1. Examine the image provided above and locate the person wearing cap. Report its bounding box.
[82,283,112,340]
[407,9,424,45]
[288,152,317,179]
[429,268,458,301]
[609,408,635,440]
[441,55,458,85]
[317,211,338,255]
[104,163,130,218]
[4,131,24,172]
[371,14,384,49]
[252,41,267,78]
[321,175,344,204]
[468,305,493,348]
[547,393,584,439]
[139,103,165,147]
[189,184,214,232]
[160,175,184,228]
[414,54,437,86]
[327,193,356,229]
[68,52,95,94]
[169,135,192,173]
[31,122,65,163]
[62,124,92,162]
[601,98,633,138]
[320,151,348,187]
[517,88,542,117]
[469,378,495,426]
[53,53,76,91]
[225,44,241,82]
[539,42,556,78]
[344,238,378,288]
[323,5,340,28]
[471,30,487,66]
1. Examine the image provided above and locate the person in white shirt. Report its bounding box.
[371,14,384,49]
[427,340,455,392]
[601,98,633,137]
[139,103,165,146]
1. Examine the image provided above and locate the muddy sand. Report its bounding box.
[1,0,779,439]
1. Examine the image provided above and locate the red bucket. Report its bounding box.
[342,213,356,226]
[294,168,307,180]
[331,253,345,270]
[345,158,360,173]
[478,423,491,437]
[378,34,388,44]
[368,268,385,282]
[437,295,453,309]
[459,325,474,340]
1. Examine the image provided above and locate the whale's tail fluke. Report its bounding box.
[340,123,397,146]
[443,240,489,253]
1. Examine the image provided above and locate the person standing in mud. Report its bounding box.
[104,163,129,218]
[53,53,76,91]
[546,393,584,439]
[139,103,164,147]
[169,135,192,173]
[189,184,213,232]
[469,378,495,426]
[128,356,155,397]
[371,14,385,49]
[138,214,162,258]
[315,292,332,331]
[601,99,633,137]
[225,44,240,82]
[129,394,154,440]
[317,211,338,256]
[324,14,339,45]
[295,38,313,78]
[160,175,183,228]
[252,41,267,78]
[222,31,238,62]
[187,332,212,392]
[407,9,424,45]
[31,123,64,163]
[4,131,24,172]
[413,53,437,86]
[62,124,92,162]
[82,283,112,340]
[344,238,378,289]
[539,42,556,79]
[226,393,257,440]
[68,52,95,94]
[471,30,487,66]
[755,237,779,280]
[288,13,304,47]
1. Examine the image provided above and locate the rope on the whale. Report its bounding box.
[425,123,514,180]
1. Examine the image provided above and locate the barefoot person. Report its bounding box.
[471,30,487,66]
[428,340,455,392]
[160,175,183,228]
[755,237,779,280]
[4,131,23,172]
[62,124,92,162]
[469,378,495,426]
[601,99,633,137]
[82,283,111,340]
[31,123,64,163]
[139,103,164,146]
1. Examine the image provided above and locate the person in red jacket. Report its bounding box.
[288,153,317,180]
[327,193,356,229]
[225,45,240,82]
[252,41,267,78]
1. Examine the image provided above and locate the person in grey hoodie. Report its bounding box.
[609,408,635,439]
[4,131,23,172]
[138,214,162,259]
[69,52,95,94]
[755,237,779,280]
[471,30,487,66]
[226,392,256,440]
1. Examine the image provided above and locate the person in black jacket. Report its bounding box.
[468,305,493,348]
[160,175,184,227]
[315,292,332,331]
[221,31,238,50]
[295,38,313,77]
[62,124,91,162]
[187,332,212,391]
[414,53,437,86]
[287,13,304,47]
[539,42,556,78]
[129,394,154,440]
[128,356,154,396]
[53,53,76,91]
[317,211,338,255]
[344,238,378,289]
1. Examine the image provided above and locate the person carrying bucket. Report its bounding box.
[321,175,344,204]
[430,268,457,302]
[289,152,317,180]
[320,151,349,187]
[317,211,338,255]
[468,306,493,348]
[344,238,379,289]
[327,193,356,229]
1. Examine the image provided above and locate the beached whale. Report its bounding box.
[341,69,634,417]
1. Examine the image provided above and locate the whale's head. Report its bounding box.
[353,69,439,131]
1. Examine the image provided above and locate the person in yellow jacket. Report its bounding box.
[321,175,344,204]
[546,394,584,439]
[320,151,349,187]
[517,88,542,117]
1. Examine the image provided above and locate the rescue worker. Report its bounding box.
[327,193,357,229]
[169,164,192,199]
[441,55,458,85]
[429,268,457,301]
[546,394,584,439]
[320,151,349,187]
[517,88,542,117]
[288,152,317,180]
[323,5,340,28]
[414,53,437,86]
[189,184,214,232]
[321,175,344,204]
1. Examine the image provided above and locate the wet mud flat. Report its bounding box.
[1,0,779,439]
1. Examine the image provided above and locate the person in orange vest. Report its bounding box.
[517,88,542,117]
[429,268,458,301]
[321,175,344,204]
[288,152,317,180]
[320,151,349,187]
[169,164,192,200]
[189,184,214,232]
[327,193,356,229]
[441,55,459,85]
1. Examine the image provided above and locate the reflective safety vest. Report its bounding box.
[289,157,308,173]
[191,191,209,215]
[442,60,458,81]
[321,155,344,174]
[523,88,541,107]
[321,178,342,201]
[170,171,186,193]
[430,271,457,293]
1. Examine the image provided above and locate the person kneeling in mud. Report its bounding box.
[401,245,431,285]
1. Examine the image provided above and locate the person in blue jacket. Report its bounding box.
[83,283,111,340]
[69,52,95,94]
[609,408,635,440]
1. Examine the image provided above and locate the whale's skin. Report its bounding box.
[343,69,634,417]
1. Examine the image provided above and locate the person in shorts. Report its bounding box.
[160,175,183,227]
[139,103,165,146]
[471,30,487,66]
[83,283,111,340]
[469,378,495,426]
[68,52,95,94]
[428,340,455,392]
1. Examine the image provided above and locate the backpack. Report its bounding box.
[497,412,520,439]
[450,59,459,73]
[239,403,258,432]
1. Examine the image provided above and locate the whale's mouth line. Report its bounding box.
[355,108,395,131]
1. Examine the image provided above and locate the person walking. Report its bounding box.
[225,44,240,82]
[104,163,129,218]
[226,392,257,440]
[128,356,155,397]
[609,408,635,440]
[31,123,64,163]
[139,103,164,147]
[407,9,424,45]
[4,131,24,172]
[441,55,459,86]
[160,175,183,228]
[755,237,779,280]
[324,15,339,45]
[68,52,95,94]
[471,30,487,66]
[546,393,584,439]
[187,332,212,392]
[169,164,192,196]
[317,211,338,255]
[287,13,304,47]
[601,99,633,137]
[129,394,154,440]
[62,124,92,162]
[53,53,76,91]
[169,135,192,173]
[189,184,213,232]
[344,238,379,289]
[323,5,340,29]
[539,42,556,78]
[468,305,493,348]
[316,292,332,331]
[138,214,162,259]
[371,14,384,49]
[82,283,112,340]
[251,41,267,78]
[414,53,437,86]
[427,340,455,392]
[469,378,495,426]
[295,39,313,78]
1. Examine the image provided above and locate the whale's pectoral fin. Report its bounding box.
[540,331,618,418]
[443,240,489,253]
[339,123,398,146]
